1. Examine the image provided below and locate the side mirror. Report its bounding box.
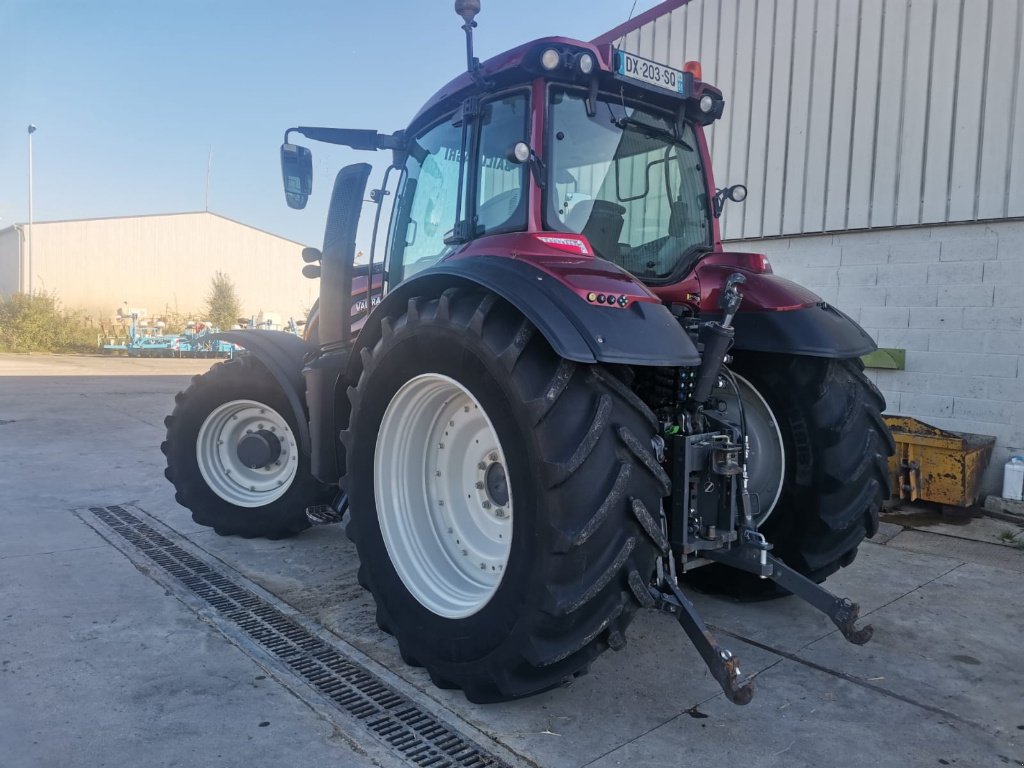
[281,143,313,209]
[506,141,545,188]
[712,184,747,218]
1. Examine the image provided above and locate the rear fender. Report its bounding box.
[674,260,876,358]
[206,331,315,453]
[351,255,700,383]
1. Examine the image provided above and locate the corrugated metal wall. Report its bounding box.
[618,0,1024,240]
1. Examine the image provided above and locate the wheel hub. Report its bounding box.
[484,460,509,508]
[236,429,282,469]
[196,399,298,508]
[715,373,785,527]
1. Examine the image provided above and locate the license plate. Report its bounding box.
[614,49,686,94]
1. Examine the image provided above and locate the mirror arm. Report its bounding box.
[712,189,725,218]
[286,126,405,152]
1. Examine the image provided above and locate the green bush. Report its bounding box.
[0,292,98,353]
[206,271,241,331]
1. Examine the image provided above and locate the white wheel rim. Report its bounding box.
[374,373,513,619]
[196,399,298,507]
[717,373,785,527]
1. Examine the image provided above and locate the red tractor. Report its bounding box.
[163,2,892,705]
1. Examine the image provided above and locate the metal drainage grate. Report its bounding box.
[88,505,510,768]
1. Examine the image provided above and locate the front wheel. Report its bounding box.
[687,353,894,598]
[344,289,667,702]
[162,355,332,538]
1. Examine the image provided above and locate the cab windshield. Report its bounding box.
[546,88,712,281]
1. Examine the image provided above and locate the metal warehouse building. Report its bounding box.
[601,0,1023,492]
[0,212,316,325]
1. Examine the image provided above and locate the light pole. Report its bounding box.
[27,124,36,295]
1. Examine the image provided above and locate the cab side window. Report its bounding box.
[388,92,529,284]
[476,94,528,234]
[388,118,465,281]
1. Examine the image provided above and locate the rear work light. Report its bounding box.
[534,233,592,256]
[540,48,561,70]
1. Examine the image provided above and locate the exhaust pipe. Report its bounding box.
[319,163,372,348]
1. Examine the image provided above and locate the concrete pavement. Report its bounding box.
[1,354,1021,767]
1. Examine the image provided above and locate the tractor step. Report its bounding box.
[305,493,349,526]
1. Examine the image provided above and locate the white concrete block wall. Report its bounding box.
[727,220,1024,494]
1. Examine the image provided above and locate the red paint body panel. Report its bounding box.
[445,233,660,308]
[653,254,822,312]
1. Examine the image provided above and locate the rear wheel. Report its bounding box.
[344,289,666,702]
[162,355,331,538]
[686,353,894,598]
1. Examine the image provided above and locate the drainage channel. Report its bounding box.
[80,504,515,768]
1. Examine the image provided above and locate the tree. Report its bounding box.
[205,271,242,330]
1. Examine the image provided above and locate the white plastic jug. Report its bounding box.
[1004,454,1024,501]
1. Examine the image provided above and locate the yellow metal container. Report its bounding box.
[884,416,995,508]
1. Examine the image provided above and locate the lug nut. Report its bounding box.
[478,461,487,470]
[475,481,484,489]
[489,452,498,462]
[482,500,491,509]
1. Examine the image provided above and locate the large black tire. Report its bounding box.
[343,289,667,703]
[686,353,894,598]
[162,355,331,538]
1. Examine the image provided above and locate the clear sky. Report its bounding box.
[0,0,660,248]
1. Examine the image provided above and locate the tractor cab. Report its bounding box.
[280,29,746,298]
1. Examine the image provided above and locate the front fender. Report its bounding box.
[355,256,700,376]
[207,331,314,453]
